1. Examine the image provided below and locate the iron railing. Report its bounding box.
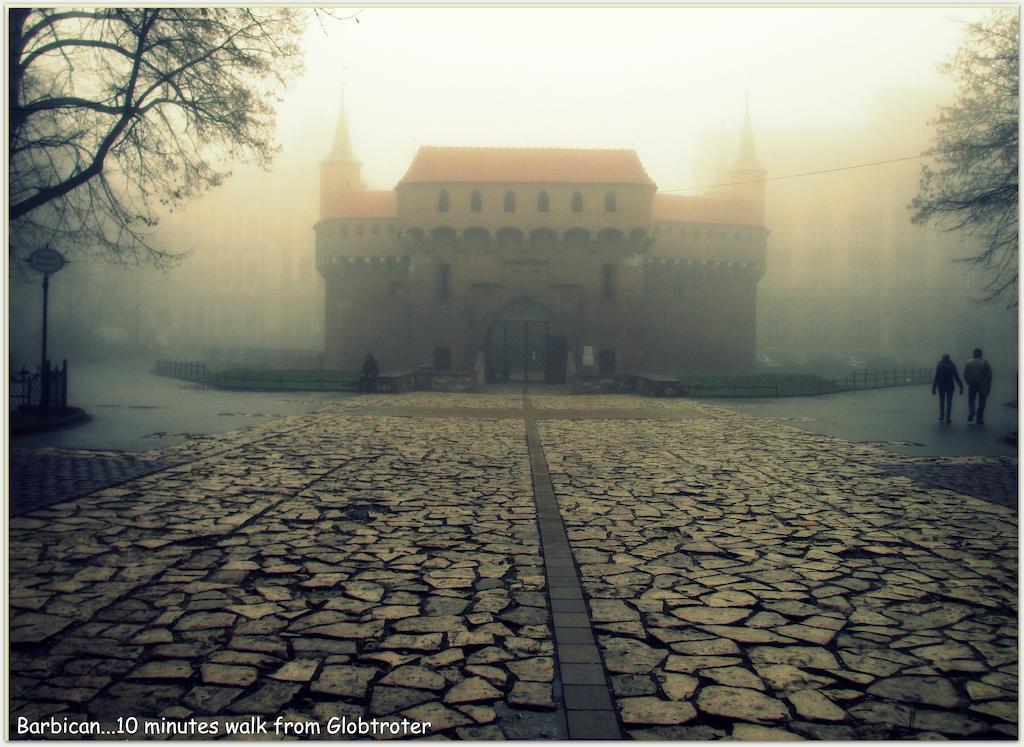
[154,359,358,391]
[10,359,69,414]
[686,367,931,398]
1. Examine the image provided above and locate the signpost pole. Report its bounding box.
[41,273,49,373]
[40,273,50,418]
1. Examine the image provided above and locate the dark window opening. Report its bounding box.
[538,191,550,212]
[437,263,451,302]
[438,190,449,213]
[598,349,616,374]
[571,191,583,212]
[565,228,590,252]
[601,264,615,303]
[471,190,482,212]
[504,191,516,213]
[433,347,452,372]
[604,191,617,213]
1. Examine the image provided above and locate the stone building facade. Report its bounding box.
[696,89,1018,372]
[316,103,768,382]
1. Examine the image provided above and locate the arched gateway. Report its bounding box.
[486,297,567,384]
[316,119,768,377]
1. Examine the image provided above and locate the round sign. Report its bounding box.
[29,248,66,275]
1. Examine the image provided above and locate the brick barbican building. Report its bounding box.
[315,102,768,383]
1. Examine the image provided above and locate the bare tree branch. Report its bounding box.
[9,7,344,268]
[910,9,1019,308]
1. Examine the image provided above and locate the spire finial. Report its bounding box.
[732,91,762,172]
[327,78,356,162]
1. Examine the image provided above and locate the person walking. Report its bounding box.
[931,353,963,423]
[963,348,994,425]
[359,353,379,394]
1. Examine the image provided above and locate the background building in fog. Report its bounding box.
[10,164,325,368]
[316,102,768,380]
[155,172,323,357]
[697,88,1018,373]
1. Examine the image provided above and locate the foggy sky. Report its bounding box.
[267,6,994,194]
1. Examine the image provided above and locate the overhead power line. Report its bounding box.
[662,151,949,194]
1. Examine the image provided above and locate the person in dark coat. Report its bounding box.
[963,348,994,425]
[359,354,379,394]
[932,353,963,423]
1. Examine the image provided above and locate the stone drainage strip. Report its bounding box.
[342,398,650,737]
[525,402,623,740]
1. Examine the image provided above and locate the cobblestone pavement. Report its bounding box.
[10,449,187,517]
[538,401,1018,740]
[8,393,1018,740]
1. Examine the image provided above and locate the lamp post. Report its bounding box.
[28,247,66,417]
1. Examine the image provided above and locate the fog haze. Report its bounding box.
[286,7,978,190]
[9,5,1016,375]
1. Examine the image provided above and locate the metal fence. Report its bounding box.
[686,367,931,398]
[10,359,69,413]
[154,359,209,382]
[154,359,357,391]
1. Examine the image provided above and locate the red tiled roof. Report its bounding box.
[653,193,759,227]
[323,191,397,220]
[398,147,656,187]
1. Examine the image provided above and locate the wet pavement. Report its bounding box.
[10,360,350,517]
[718,381,1018,458]
[13,359,346,452]
[8,392,1017,739]
[9,448,186,517]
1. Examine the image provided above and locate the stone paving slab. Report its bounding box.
[9,408,563,739]
[537,406,1018,740]
[7,393,1018,740]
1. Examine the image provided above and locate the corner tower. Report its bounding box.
[320,86,364,220]
[728,96,766,226]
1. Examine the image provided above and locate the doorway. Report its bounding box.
[486,297,566,384]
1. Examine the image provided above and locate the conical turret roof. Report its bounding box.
[327,85,357,162]
[732,95,763,172]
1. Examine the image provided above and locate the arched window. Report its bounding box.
[463,227,490,252]
[604,191,617,213]
[571,191,583,213]
[538,191,550,213]
[470,190,482,212]
[504,191,516,213]
[438,190,449,213]
[564,228,590,252]
[431,226,456,251]
[496,227,524,252]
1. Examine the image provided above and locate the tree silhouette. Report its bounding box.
[910,9,1019,307]
[9,8,314,269]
